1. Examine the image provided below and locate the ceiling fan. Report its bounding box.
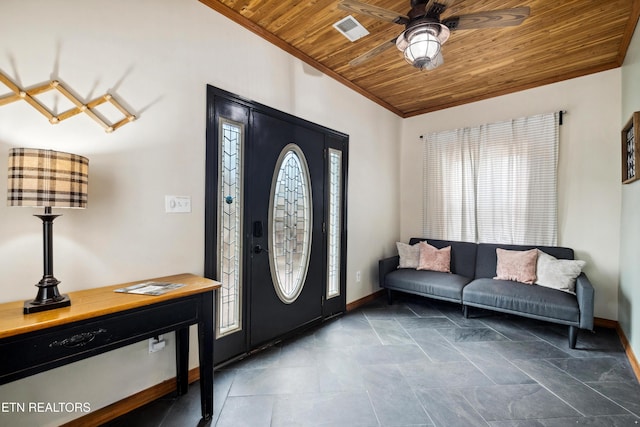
[338,0,530,70]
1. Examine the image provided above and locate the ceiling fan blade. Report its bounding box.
[443,7,530,30]
[349,38,397,67]
[338,0,408,25]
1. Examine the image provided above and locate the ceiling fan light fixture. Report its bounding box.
[403,30,440,69]
[396,22,450,70]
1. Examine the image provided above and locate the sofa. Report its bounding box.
[379,238,595,348]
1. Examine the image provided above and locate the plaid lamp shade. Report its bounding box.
[7,148,89,208]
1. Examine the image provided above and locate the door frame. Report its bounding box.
[205,86,348,366]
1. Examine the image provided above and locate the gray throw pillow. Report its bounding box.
[396,242,420,269]
[535,250,585,294]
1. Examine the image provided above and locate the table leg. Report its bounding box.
[175,327,189,395]
[198,290,214,419]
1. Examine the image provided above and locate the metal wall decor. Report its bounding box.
[622,112,640,184]
[0,71,135,133]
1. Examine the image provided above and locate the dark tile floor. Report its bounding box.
[105,295,640,426]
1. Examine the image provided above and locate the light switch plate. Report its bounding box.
[165,195,191,213]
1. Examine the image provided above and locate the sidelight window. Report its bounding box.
[217,118,244,336]
[327,149,342,299]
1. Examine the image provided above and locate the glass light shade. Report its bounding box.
[425,51,445,71]
[404,30,441,70]
[396,23,450,71]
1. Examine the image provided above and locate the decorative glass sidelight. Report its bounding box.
[269,144,312,304]
[217,118,244,336]
[327,149,342,299]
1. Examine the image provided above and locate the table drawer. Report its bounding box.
[0,297,198,383]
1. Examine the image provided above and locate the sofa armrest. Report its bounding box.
[575,273,594,331]
[378,256,400,288]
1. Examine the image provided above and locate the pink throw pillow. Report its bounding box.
[494,248,538,284]
[417,242,451,273]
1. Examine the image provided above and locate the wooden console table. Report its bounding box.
[0,273,220,420]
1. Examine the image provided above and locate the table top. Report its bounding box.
[0,273,220,339]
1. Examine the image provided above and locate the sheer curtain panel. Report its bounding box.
[423,112,559,246]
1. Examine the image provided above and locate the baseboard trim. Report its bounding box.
[592,317,639,381]
[61,368,200,427]
[346,289,385,311]
[594,317,618,329]
[616,323,640,382]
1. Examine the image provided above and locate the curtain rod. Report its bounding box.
[420,110,569,139]
[559,110,567,126]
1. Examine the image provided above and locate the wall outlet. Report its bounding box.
[356,271,361,282]
[165,195,191,213]
[149,335,166,353]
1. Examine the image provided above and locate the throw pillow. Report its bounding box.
[536,250,585,294]
[417,242,451,273]
[494,248,538,284]
[396,242,420,269]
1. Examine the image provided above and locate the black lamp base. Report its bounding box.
[24,294,71,314]
[23,208,72,315]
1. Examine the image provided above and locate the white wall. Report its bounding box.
[0,0,401,425]
[400,70,622,321]
[620,20,640,364]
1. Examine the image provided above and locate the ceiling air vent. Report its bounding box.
[333,15,369,42]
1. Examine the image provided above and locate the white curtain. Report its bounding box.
[423,112,559,245]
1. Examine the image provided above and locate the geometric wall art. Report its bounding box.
[0,71,135,133]
[622,111,640,184]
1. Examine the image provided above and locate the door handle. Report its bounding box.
[253,245,269,254]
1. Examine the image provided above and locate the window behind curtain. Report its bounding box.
[422,112,559,246]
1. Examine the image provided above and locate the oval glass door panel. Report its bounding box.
[269,144,313,304]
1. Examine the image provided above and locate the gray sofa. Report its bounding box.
[379,238,595,348]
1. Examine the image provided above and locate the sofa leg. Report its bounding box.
[463,305,469,318]
[386,289,393,305]
[569,326,578,349]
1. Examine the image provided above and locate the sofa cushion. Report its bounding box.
[463,278,579,323]
[397,242,420,269]
[409,238,477,278]
[417,242,451,273]
[536,250,586,294]
[494,248,538,284]
[475,243,574,279]
[385,269,473,302]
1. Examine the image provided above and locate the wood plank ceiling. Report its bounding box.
[200,0,640,118]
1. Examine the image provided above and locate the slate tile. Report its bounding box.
[547,356,636,383]
[216,395,274,427]
[351,343,430,365]
[369,319,415,345]
[588,381,640,417]
[400,360,493,388]
[415,388,489,427]
[514,359,629,416]
[437,327,509,343]
[463,384,580,421]
[407,328,467,362]
[271,391,378,426]
[229,366,320,396]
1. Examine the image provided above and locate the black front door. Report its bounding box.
[206,86,348,365]
[247,111,325,347]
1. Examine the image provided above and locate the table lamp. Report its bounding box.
[7,148,88,314]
